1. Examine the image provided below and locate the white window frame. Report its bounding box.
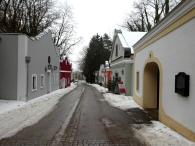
[32,74,37,91]
[121,69,124,75]
[40,74,45,88]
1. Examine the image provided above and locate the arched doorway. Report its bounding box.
[143,62,160,120]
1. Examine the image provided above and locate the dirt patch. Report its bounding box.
[126,108,153,125]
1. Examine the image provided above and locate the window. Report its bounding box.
[136,72,140,91]
[40,74,45,88]
[32,74,37,91]
[114,72,119,81]
[48,56,51,64]
[115,72,118,78]
[121,69,124,75]
[124,48,131,58]
[115,45,118,57]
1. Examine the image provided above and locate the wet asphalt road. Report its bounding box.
[60,85,146,146]
[0,84,150,146]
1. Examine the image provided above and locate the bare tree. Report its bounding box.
[124,0,181,32]
[0,0,58,36]
[0,0,25,32]
[51,6,81,58]
[24,0,59,36]
[165,0,170,15]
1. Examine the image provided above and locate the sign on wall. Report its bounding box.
[175,72,190,97]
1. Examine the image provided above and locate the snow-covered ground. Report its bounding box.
[104,93,141,110]
[90,84,108,93]
[0,83,77,140]
[0,100,25,115]
[134,121,195,146]
[91,83,195,146]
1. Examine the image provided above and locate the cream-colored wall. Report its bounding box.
[134,18,195,133]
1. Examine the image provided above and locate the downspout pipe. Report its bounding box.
[25,56,31,100]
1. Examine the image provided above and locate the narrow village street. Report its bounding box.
[0,0,195,146]
[60,84,148,146]
[0,84,150,146]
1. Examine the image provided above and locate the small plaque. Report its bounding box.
[175,72,189,97]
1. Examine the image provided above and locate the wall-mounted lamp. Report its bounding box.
[54,66,58,70]
[25,56,31,64]
[48,64,52,70]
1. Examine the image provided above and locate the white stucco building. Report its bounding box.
[133,0,195,141]
[110,29,145,95]
[0,32,59,101]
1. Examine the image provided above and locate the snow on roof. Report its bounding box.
[117,30,146,53]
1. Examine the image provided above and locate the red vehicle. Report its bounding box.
[60,57,72,88]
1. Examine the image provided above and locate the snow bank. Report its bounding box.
[90,84,108,93]
[133,121,195,146]
[78,80,86,84]
[90,84,140,110]
[104,93,141,110]
[0,83,77,140]
[0,100,25,115]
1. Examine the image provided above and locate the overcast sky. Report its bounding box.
[60,0,135,70]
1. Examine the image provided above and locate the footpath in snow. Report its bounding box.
[91,83,195,146]
[0,83,77,140]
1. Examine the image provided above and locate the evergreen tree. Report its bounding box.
[81,34,112,83]
[103,33,112,52]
